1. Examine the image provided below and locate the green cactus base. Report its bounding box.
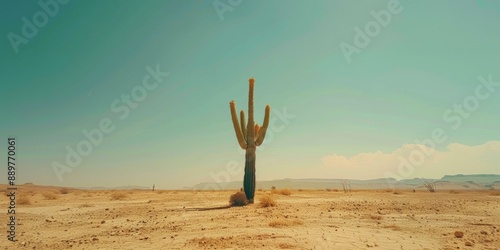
[244,150,256,203]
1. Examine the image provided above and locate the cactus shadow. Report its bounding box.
[183,205,232,211]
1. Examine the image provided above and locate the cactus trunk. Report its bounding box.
[245,79,256,202]
[244,148,256,203]
[229,78,270,204]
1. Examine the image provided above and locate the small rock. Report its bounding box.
[465,241,472,246]
[454,231,464,238]
[480,230,488,235]
[101,221,105,224]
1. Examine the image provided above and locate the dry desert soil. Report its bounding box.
[1,185,499,250]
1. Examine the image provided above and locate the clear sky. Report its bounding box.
[1,0,499,189]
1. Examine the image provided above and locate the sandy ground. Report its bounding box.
[1,185,499,250]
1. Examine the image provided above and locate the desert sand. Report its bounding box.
[1,184,499,250]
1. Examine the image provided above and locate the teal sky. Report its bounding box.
[1,0,499,189]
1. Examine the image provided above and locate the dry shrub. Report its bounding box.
[269,219,303,228]
[79,204,94,208]
[60,188,71,194]
[257,188,263,192]
[42,192,58,200]
[272,189,291,196]
[229,192,248,206]
[449,190,461,194]
[18,196,31,205]
[393,190,402,195]
[259,195,277,207]
[421,178,436,193]
[110,192,128,200]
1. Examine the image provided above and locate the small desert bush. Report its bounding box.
[269,219,303,228]
[42,192,58,200]
[110,192,128,200]
[272,189,292,196]
[421,178,436,193]
[393,190,402,195]
[259,195,277,207]
[60,188,71,194]
[18,196,31,205]
[449,190,461,194]
[229,192,248,206]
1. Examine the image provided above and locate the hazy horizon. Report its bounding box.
[1,1,500,189]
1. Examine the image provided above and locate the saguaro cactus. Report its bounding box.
[230,78,270,203]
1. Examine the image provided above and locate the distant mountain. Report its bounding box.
[187,174,500,191]
[441,174,500,184]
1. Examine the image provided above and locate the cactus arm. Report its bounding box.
[255,105,270,146]
[230,101,247,150]
[254,124,260,138]
[240,110,247,142]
